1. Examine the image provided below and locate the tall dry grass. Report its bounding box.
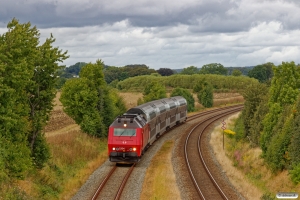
[140,140,181,200]
[45,130,108,199]
[221,114,300,198]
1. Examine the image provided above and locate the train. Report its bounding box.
[107,96,188,163]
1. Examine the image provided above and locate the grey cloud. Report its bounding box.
[1,0,300,33]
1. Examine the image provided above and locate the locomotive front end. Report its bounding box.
[108,115,145,163]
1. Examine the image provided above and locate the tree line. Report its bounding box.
[235,61,300,183]
[116,73,259,92]
[56,62,258,89]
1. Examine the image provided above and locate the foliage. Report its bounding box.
[261,61,300,155]
[60,60,126,137]
[233,114,246,141]
[27,33,68,168]
[156,68,174,76]
[192,77,206,93]
[180,66,199,75]
[65,62,86,76]
[104,64,156,84]
[196,81,213,108]
[170,88,195,112]
[0,18,68,178]
[264,106,294,171]
[117,74,258,92]
[227,66,254,76]
[289,98,300,166]
[232,69,242,76]
[32,134,51,169]
[248,93,269,146]
[199,63,227,75]
[248,63,274,83]
[289,163,300,184]
[143,82,167,103]
[242,83,269,141]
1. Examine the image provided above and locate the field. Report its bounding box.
[14,91,244,199]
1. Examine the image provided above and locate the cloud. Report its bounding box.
[0,0,300,69]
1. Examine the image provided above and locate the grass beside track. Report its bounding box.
[14,131,108,200]
[140,140,181,200]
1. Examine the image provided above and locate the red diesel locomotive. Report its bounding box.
[108,96,187,162]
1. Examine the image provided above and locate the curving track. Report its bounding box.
[73,105,244,200]
[184,106,243,200]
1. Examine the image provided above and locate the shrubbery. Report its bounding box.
[235,61,300,180]
[117,74,258,92]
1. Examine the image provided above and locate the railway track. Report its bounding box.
[185,106,243,200]
[90,105,243,200]
[91,163,136,200]
[187,104,243,122]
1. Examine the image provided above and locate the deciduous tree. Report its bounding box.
[156,68,174,76]
[199,63,227,75]
[180,66,199,75]
[143,81,167,102]
[196,81,213,108]
[61,60,126,137]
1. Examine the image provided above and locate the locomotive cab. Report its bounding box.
[108,114,147,163]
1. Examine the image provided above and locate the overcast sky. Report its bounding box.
[0,0,299,69]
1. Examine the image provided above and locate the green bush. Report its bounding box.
[289,163,300,184]
[196,81,213,108]
[233,114,246,141]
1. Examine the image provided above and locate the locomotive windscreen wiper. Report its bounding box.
[130,131,136,138]
[119,129,126,137]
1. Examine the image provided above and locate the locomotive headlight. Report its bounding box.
[112,147,116,151]
[133,147,137,151]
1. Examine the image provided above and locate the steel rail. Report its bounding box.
[114,163,136,200]
[187,104,243,122]
[91,165,117,200]
[184,107,242,200]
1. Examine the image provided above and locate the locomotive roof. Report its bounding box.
[125,96,187,122]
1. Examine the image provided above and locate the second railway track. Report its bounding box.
[185,106,244,200]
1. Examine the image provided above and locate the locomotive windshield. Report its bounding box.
[114,128,136,137]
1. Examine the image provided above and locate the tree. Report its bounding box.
[170,88,195,112]
[289,98,300,166]
[261,61,300,154]
[61,60,126,137]
[248,63,274,83]
[242,83,269,141]
[156,68,174,76]
[232,69,242,76]
[103,64,156,84]
[143,81,167,103]
[199,63,227,75]
[181,66,199,75]
[0,18,68,175]
[27,34,68,168]
[65,62,86,75]
[196,81,214,108]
